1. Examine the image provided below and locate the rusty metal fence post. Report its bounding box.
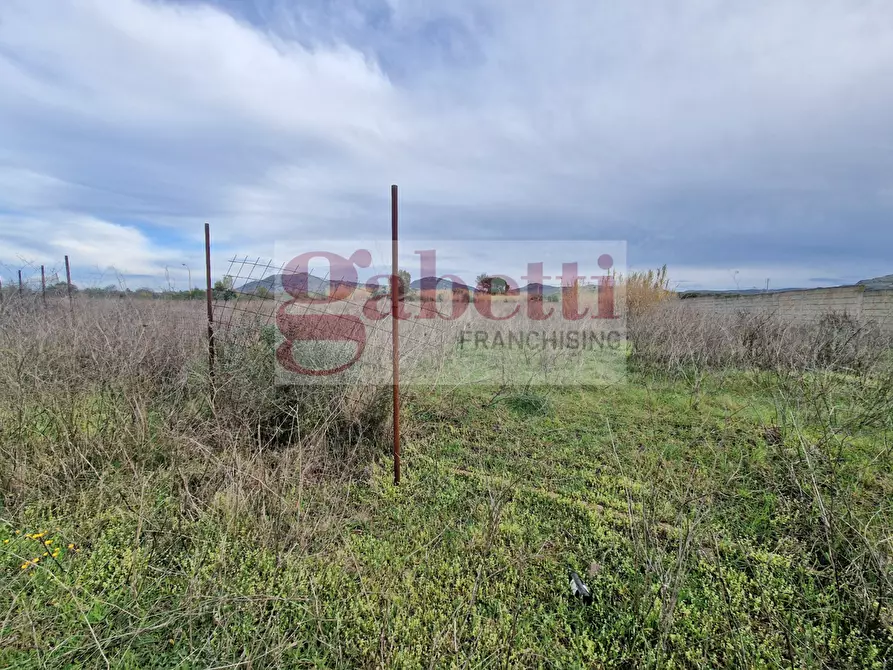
[391,184,401,485]
[204,222,216,382]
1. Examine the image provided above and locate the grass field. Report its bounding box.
[1,299,891,668]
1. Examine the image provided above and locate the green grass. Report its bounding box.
[2,371,891,668]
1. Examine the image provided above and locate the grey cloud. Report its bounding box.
[0,0,892,289]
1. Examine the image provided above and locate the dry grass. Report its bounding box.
[617,264,675,317]
[629,300,892,374]
[1,287,891,667]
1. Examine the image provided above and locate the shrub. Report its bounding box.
[629,302,892,375]
[621,265,674,318]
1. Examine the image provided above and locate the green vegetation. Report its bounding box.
[398,269,412,295]
[1,299,891,667]
[622,264,673,314]
[2,374,891,666]
[213,274,237,302]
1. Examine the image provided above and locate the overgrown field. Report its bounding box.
[1,299,891,668]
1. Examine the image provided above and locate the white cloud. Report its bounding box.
[0,213,181,282]
[1,0,892,288]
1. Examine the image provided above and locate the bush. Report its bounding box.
[629,302,891,375]
[811,310,880,370]
[621,265,674,318]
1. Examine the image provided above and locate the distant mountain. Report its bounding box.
[679,288,798,298]
[239,273,600,298]
[236,274,287,295]
[858,274,893,290]
[519,283,562,296]
[409,276,475,291]
[408,277,566,296]
[679,273,893,298]
[237,273,360,296]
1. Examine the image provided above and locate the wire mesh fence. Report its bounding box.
[210,259,629,390]
[211,255,462,388]
[0,260,68,306]
[0,254,211,346]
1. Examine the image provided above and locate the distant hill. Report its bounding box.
[241,271,893,298]
[680,273,893,298]
[238,273,360,296]
[406,277,576,297]
[858,274,893,290]
[408,277,568,296]
[679,287,799,298]
[409,277,475,291]
[519,282,562,296]
[240,272,602,298]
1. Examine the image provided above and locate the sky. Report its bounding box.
[1,0,892,291]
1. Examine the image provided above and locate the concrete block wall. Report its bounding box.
[680,286,893,333]
[863,291,893,332]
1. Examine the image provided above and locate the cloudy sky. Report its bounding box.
[1,0,892,291]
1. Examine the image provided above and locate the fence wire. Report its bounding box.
[212,256,461,385]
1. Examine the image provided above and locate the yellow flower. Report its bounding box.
[44,539,53,546]
[20,563,30,570]
[42,552,48,557]
[31,532,45,539]
[52,551,60,559]
[33,556,40,562]
[67,544,75,550]
[3,539,9,544]
[15,530,20,535]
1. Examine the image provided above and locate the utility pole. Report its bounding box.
[182,263,192,293]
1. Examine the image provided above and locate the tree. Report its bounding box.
[213,275,237,301]
[475,274,506,295]
[397,269,411,290]
[397,269,411,297]
[83,284,122,298]
[490,277,508,295]
[47,281,77,296]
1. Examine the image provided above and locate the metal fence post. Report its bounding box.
[41,265,46,307]
[205,223,216,382]
[391,184,401,485]
[18,270,23,297]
